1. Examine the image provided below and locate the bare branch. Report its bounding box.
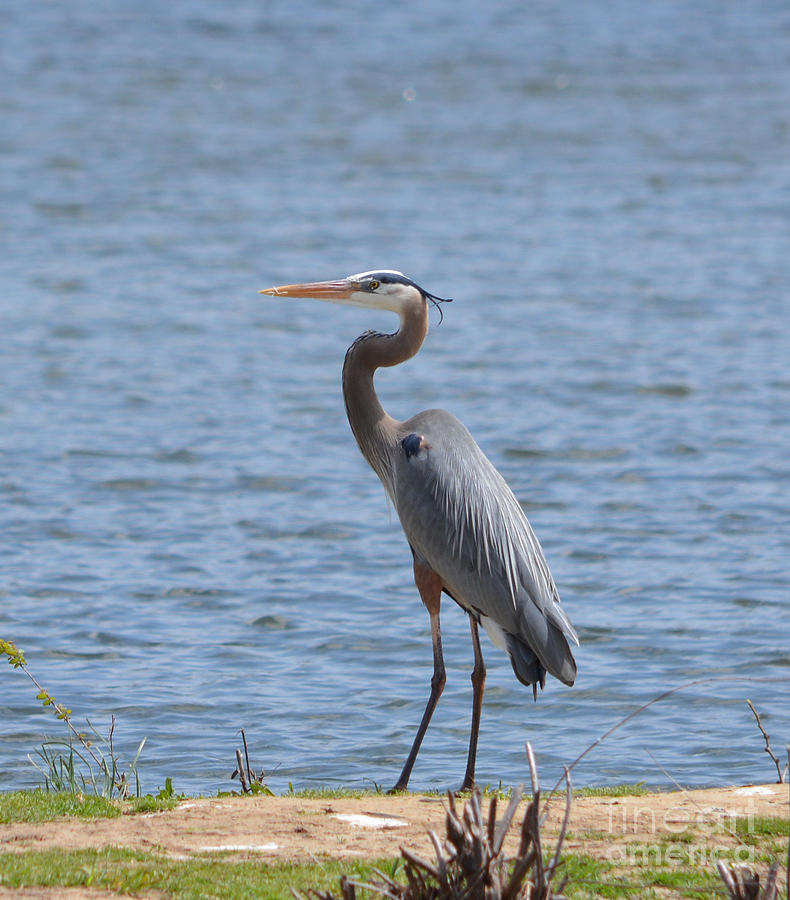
[747,700,785,784]
[235,748,249,793]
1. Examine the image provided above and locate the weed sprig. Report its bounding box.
[1,639,144,799]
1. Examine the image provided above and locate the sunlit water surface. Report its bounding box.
[1,1,789,795]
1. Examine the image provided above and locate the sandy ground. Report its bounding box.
[1,783,788,897]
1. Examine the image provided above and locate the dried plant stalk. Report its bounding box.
[747,700,787,784]
[716,861,779,900]
[297,742,571,900]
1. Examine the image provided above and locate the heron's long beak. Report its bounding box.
[259,280,359,300]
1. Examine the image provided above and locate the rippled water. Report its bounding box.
[1,1,789,796]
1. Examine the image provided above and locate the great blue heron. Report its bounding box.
[261,270,578,791]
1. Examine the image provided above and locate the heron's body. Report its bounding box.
[261,270,577,790]
[389,409,577,688]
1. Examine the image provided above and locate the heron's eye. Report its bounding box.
[368,280,380,291]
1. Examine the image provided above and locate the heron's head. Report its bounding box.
[260,270,452,320]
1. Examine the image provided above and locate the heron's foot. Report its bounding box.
[387,781,409,795]
[457,776,476,793]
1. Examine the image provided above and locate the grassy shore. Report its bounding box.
[0,786,787,899]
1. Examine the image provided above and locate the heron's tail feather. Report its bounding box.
[505,634,547,689]
[505,627,576,691]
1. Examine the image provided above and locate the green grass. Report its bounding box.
[663,830,698,844]
[732,814,790,860]
[0,846,741,900]
[0,781,659,816]
[0,789,179,823]
[0,847,396,899]
[1,838,784,900]
[0,790,121,823]
[126,793,181,814]
[565,828,612,841]
[640,865,724,899]
[573,783,652,798]
[734,814,790,838]
[560,846,748,899]
[282,786,386,799]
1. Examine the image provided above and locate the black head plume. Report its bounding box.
[423,288,453,324]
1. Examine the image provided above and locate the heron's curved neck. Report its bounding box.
[342,297,428,481]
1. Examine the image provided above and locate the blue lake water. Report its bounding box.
[1,0,789,796]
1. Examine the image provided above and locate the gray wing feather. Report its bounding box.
[389,409,577,687]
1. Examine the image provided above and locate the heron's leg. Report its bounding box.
[460,614,486,791]
[390,559,446,792]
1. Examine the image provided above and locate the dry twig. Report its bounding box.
[230,728,271,794]
[747,700,787,784]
